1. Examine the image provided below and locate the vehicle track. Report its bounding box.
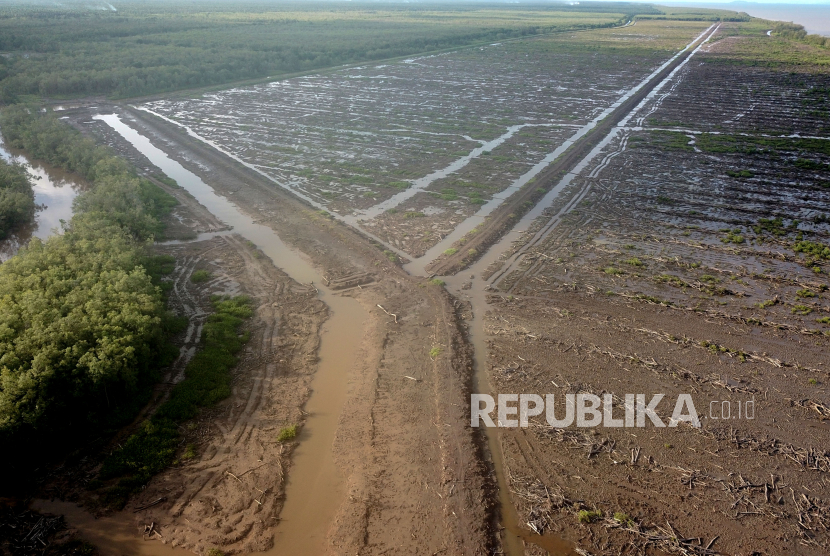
[428,24,720,277]
[485,24,722,290]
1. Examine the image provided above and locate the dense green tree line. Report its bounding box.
[0,1,665,101]
[0,158,35,239]
[0,108,179,472]
[773,22,830,49]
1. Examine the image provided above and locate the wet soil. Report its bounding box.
[41,104,493,556]
[455,26,830,555]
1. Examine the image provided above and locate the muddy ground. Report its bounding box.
[39,104,493,556]
[12,19,828,556]
[471,27,830,555]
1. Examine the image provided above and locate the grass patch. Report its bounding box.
[97,296,253,508]
[430,278,445,286]
[603,266,623,275]
[793,305,813,316]
[429,346,442,358]
[721,230,745,244]
[577,509,602,524]
[613,512,634,527]
[656,274,688,288]
[443,248,458,255]
[277,425,298,442]
[623,257,643,267]
[191,269,212,283]
[794,240,830,261]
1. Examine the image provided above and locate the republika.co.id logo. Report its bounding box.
[469,393,753,428]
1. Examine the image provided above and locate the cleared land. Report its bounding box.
[5,8,828,556]
[142,19,713,259]
[471,22,830,555]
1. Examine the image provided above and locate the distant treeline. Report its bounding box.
[0,157,34,239]
[0,107,180,478]
[773,22,830,49]
[0,1,662,101]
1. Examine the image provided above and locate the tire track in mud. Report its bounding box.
[92,111,494,555]
[427,24,720,278]
[131,233,329,555]
[482,24,722,290]
[491,132,630,290]
[431,23,723,556]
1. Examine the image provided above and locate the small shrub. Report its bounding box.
[603,267,623,275]
[816,317,830,324]
[624,257,643,267]
[793,305,813,316]
[721,231,745,244]
[430,278,445,286]
[577,509,602,524]
[191,269,212,283]
[277,425,297,442]
[808,378,818,385]
[797,289,817,298]
[656,274,687,288]
[759,298,778,308]
[613,512,634,527]
[429,346,442,358]
[182,444,196,460]
[443,248,458,255]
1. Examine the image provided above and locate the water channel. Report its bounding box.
[18,23,718,555]
[35,113,368,556]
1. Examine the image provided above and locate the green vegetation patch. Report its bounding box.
[0,108,183,490]
[0,3,634,102]
[647,130,693,151]
[191,269,212,283]
[697,133,830,157]
[0,158,35,238]
[753,217,797,237]
[577,509,603,523]
[98,295,252,507]
[277,425,298,442]
[794,240,830,261]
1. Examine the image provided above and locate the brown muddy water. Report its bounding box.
[29,114,367,556]
[0,127,81,261]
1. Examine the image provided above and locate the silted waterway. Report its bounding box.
[69,113,368,554]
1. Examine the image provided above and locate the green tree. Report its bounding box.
[0,159,35,238]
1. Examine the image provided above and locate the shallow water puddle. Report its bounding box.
[0,129,81,261]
